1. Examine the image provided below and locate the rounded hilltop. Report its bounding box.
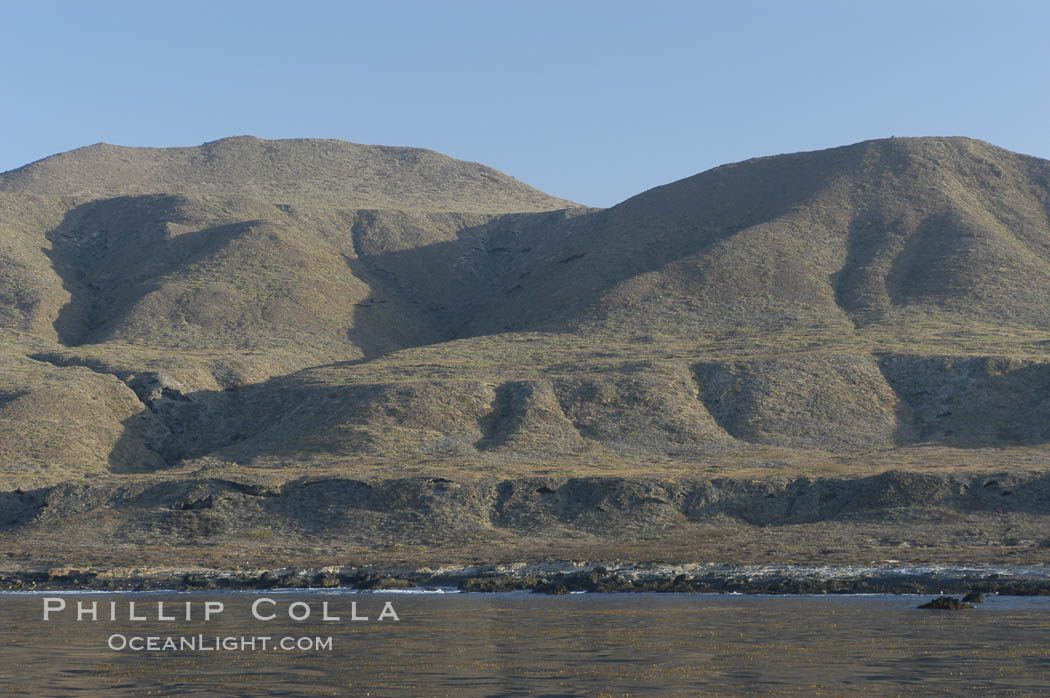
[0,135,580,214]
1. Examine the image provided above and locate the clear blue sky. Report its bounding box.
[3,0,1048,207]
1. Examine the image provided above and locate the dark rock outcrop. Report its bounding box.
[918,595,974,610]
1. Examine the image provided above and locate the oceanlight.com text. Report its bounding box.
[107,634,334,651]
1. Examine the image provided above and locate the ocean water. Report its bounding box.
[3,590,1050,696]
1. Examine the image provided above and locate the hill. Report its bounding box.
[0,138,584,360]
[456,136,1050,338]
[3,135,1050,573]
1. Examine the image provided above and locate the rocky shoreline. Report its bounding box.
[5,561,1050,596]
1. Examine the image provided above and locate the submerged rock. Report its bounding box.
[962,591,984,604]
[918,595,974,610]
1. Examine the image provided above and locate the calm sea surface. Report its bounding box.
[3,590,1050,696]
